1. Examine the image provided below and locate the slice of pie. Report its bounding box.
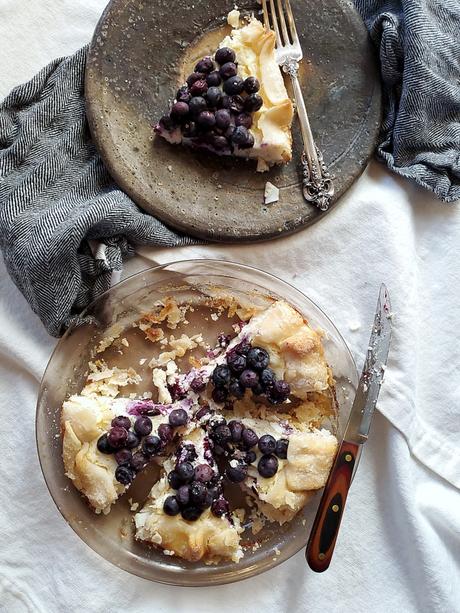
[134,426,244,563]
[155,12,293,172]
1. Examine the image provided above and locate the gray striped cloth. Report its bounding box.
[354,0,460,201]
[1,1,459,337]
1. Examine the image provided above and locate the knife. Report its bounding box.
[306,284,392,572]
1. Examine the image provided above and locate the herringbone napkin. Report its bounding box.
[1,0,459,337]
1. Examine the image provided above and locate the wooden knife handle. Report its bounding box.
[306,439,359,572]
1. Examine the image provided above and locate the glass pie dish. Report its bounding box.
[36,260,358,586]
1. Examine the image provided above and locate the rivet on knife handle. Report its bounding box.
[306,440,359,572]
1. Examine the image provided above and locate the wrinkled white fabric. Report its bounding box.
[0,1,459,612]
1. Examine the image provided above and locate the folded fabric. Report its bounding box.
[0,46,197,337]
[354,0,460,202]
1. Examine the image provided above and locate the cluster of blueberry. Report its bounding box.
[163,442,229,520]
[209,417,289,483]
[158,47,263,151]
[96,408,190,485]
[211,342,291,405]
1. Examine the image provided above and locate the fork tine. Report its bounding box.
[283,0,300,46]
[275,0,290,46]
[268,0,282,47]
[261,0,270,30]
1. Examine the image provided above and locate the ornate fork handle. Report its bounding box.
[282,60,334,211]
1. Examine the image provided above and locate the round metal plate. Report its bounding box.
[86,0,381,242]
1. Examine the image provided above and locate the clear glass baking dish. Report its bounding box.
[36,259,358,586]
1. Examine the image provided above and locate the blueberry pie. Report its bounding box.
[61,296,339,563]
[155,13,293,171]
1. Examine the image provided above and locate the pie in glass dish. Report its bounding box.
[61,296,338,564]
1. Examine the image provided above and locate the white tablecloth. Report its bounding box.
[0,1,459,611]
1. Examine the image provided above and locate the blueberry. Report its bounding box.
[231,126,252,148]
[228,420,244,443]
[212,424,232,446]
[226,462,248,483]
[245,450,257,464]
[243,76,260,94]
[163,495,180,516]
[176,443,197,462]
[227,351,247,374]
[219,94,231,109]
[215,47,236,65]
[134,416,152,437]
[275,438,289,459]
[107,426,128,449]
[215,108,231,130]
[244,93,263,112]
[260,367,276,390]
[267,380,291,404]
[258,434,276,455]
[167,469,182,489]
[176,461,195,483]
[223,75,244,95]
[195,56,214,73]
[211,497,229,517]
[239,369,259,389]
[170,101,189,120]
[158,114,176,131]
[252,383,264,396]
[213,135,229,149]
[183,121,198,137]
[212,364,231,387]
[190,376,206,392]
[235,341,251,355]
[158,423,174,443]
[115,465,135,485]
[169,408,188,427]
[242,427,259,449]
[195,405,211,421]
[131,451,149,472]
[225,125,235,140]
[235,112,253,129]
[111,416,131,430]
[142,435,162,456]
[97,433,115,454]
[176,85,191,103]
[197,110,216,130]
[258,454,279,478]
[190,481,207,506]
[212,386,228,403]
[190,79,208,97]
[188,96,207,116]
[229,379,245,398]
[206,86,222,107]
[206,70,222,87]
[229,94,245,114]
[181,506,203,521]
[194,463,214,482]
[176,484,191,507]
[211,416,227,428]
[114,449,132,465]
[219,62,238,80]
[186,72,205,87]
[247,347,270,371]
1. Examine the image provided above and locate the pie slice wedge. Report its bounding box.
[155,13,293,172]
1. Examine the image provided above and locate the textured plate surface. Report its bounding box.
[86,0,381,241]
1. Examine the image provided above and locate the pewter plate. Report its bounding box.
[86,0,381,242]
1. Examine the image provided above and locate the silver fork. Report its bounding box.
[262,0,334,211]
